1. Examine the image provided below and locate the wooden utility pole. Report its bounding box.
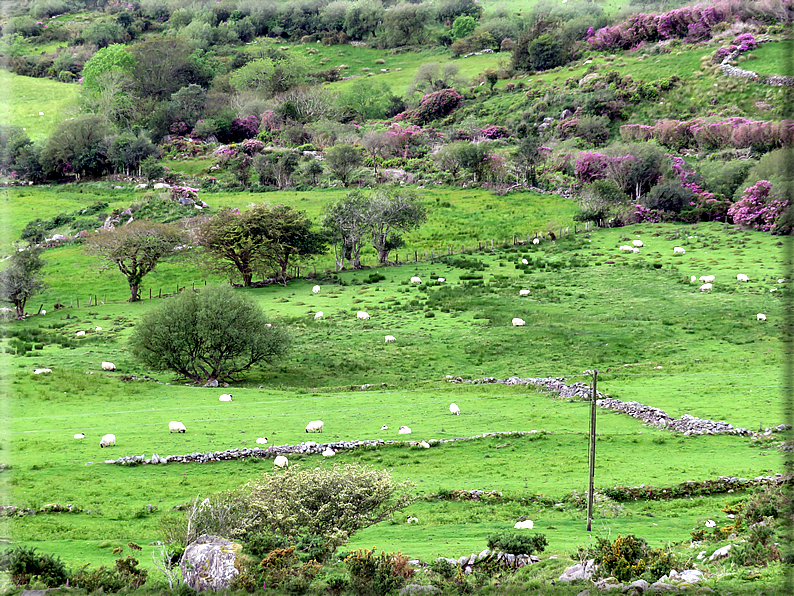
[587,369,598,532]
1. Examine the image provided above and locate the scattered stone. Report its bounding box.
[709,544,732,561]
[181,534,244,592]
[559,559,596,582]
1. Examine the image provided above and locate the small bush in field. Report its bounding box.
[0,546,69,587]
[486,532,548,555]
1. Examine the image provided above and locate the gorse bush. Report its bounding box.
[344,548,414,596]
[0,546,69,587]
[583,534,681,583]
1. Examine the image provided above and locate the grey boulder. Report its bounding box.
[181,534,243,592]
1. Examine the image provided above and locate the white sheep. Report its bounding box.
[381,425,389,430]
[632,247,640,253]
[385,335,396,343]
[620,245,633,252]
[407,516,419,524]
[437,278,445,282]
[771,288,777,292]
[314,311,324,319]
[514,520,534,529]
[512,317,526,326]
[519,289,530,296]
[312,285,321,294]
[532,238,540,245]
[274,455,289,468]
[705,519,716,528]
[699,275,715,283]
[419,440,430,449]
[100,433,116,448]
[736,274,749,282]
[690,276,696,283]
[521,258,528,265]
[169,421,186,433]
[449,403,460,415]
[219,394,233,402]
[632,240,643,247]
[101,361,116,371]
[95,326,101,331]
[256,437,268,445]
[76,330,86,336]
[398,426,412,434]
[778,279,786,284]
[410,276,422,283]
[322,447,336,457]
[673,247,686,254]
[305,420,324,433]
[357,311,370,320]
[40,310,46,315]
[699,283,713,291]
[757,313,767,321]
[74,433,84,439]
[33,368,52,374]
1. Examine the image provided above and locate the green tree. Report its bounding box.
[130,37,212,100]
[337,79,391,121]
[230,55,310,98]
[170,84,207,129]
[84,221,185,302]
[323,192,370,269]
[130,285,290,384]
[360,132,397,177]
[108,132,159,176]
[344,0,384,39]
[383,3,427,47]
[324,143,363,187]
[41,114,109,178]
[513,134,542,186]
[80,44,137,94]
[367,189,427,264]
[451,15,477,40]
[0,246,46,319]
[432,141,468,183]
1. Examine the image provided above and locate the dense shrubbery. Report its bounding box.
[486,532,548,555]
[0,546,69,587]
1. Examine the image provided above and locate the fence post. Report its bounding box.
[415,251,418,262]
[76,297,79,308]
[587,369,599,532]
[159,289,161,298]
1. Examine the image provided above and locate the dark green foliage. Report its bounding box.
[244,529,290,559]
[344,548,412,596]
[130,285,291,383]
[582,534,680,583]
[0,245,46,319]
[486,532,548,555]
[698,159,754,200]
[41,114,109,178]
[644,183,695,214]
[0,546,69,587]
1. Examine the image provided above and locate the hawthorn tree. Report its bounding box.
[130,285,290,384]
[367,189,427,264]
[84,221,185,302]
[324,143,363,187]
[322,192,370,270]
[0,246,46,319]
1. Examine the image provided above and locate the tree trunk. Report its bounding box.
[129,284,140,302]
[15,300,25,319]
[377,247,389,264]
[242,273,253,286]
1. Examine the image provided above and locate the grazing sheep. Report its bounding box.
[398,426,412,434]
[410,276,422,283]
[357,311,370,320]
[33,368,52,374]
[312,285,321,294]
[407,516,419,524]
[521,258,528,265]
[437,278,445,282]
[76,330,86,336]
[532,238,540,245]
[699,283,713,291]
[419,440,430,449]
[101,361,116,371]
[519,289,530,296]
[673,247,686,254]
[74,433,85,439]
[632,247,640,253]
[512,318,526,326]
[41,310,46,315]
[169,421,186,433]
[314,311,324,319]
[699,275,715,283]
[274,455,288,468]
[737,274,749,282]
[514,520,534,529]
[757,313,767,321]
[449,403,460,415]
[619,245,633,252]
[705,520,716,528]
[100,433,116,448]
[322,447,336,457]
[690,276,696,283]
[305,420,324,433]
[256,437,268,445]
[778,279,786,284]
[265,323,273,328]
[219,394,233,402]
[632,240,643,247]
[95,326,101,331]
[385,335,396,343]
[381,425,389,431]
[770,288,777,292]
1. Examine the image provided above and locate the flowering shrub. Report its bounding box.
[481,125,510,140]
[386,123,424,158]
[161,136,205,159]
[229,116,260,141]
[260,110,280,132]
[171,186,200,202]
[621,119,794,153]
[575,152,610,182]
[633,204,673,223]
[213,145,240,162]
[728,180,789,232]
[712,47,731,63]
[401,89,464,124]
[169,122,188,136]
[241,139,266,155]
[731,33,757,53]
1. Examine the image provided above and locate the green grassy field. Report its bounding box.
[0,70,80,140]
[0,218,785,582]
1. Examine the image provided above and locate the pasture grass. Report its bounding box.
[0,71,79,140]
[1,219,785,572]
